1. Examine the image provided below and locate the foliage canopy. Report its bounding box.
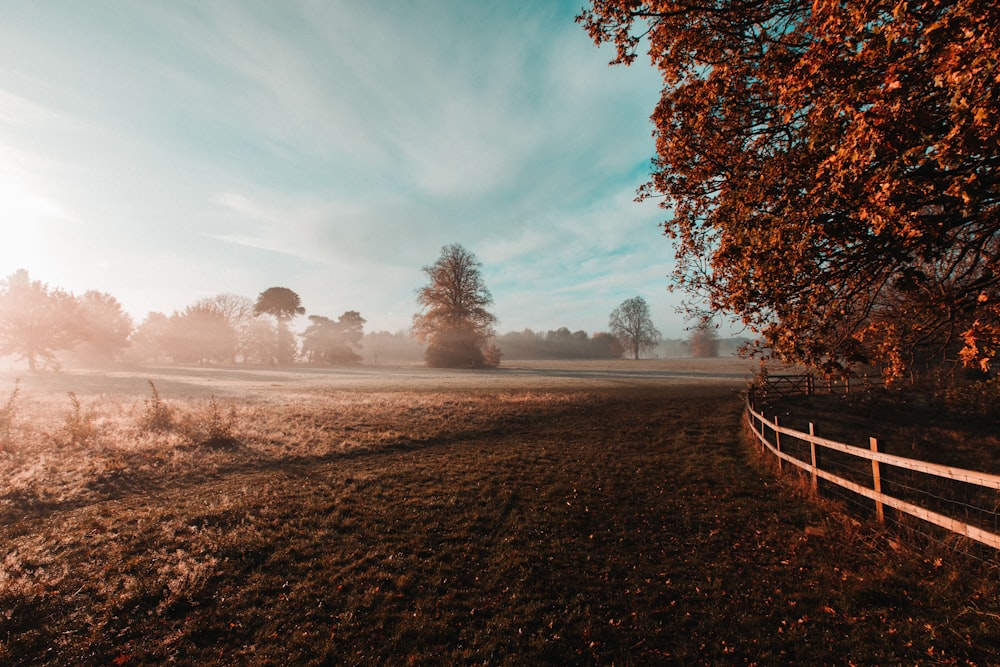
[164,304,238,365]
[301,311,366,365]
[253,287,305,322]
[0,270,81,371]
[580,0,1000,380]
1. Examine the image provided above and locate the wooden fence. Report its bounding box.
[759,372,883,399]
[746,385,1000,551]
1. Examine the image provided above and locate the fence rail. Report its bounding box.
[746,384,1000,552]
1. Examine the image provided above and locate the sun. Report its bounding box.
[0,176,61,273]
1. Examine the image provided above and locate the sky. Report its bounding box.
[0,1,693,339]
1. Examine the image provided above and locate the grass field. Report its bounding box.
[1,359,998,665]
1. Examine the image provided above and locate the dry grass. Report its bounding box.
[1,362,998,665]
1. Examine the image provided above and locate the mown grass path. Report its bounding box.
[2,383,998,665]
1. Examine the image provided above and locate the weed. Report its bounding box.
[63,392,94,447]
[139,380,173,432]
[179,397,240,449]
[207,398,237,443]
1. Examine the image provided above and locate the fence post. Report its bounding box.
[774,416,782,472]
[809,423,818,494]
[870,436,884,523]
[757,413,765,452]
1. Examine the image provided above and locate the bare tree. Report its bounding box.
[609,296,661,360]
[412,244,498,368]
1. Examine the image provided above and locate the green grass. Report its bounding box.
[1,363,998,665]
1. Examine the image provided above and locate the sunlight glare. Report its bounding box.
[0,177,61,272]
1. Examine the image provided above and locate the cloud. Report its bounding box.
[0,87,67,129]
[0,1,683,337]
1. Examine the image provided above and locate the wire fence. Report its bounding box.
[746,379,1000,565]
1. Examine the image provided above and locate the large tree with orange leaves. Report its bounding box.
[580,0,999,381]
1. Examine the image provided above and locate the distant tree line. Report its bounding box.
[656,336,749,359]
[493,329,622,360]
[0,269,367,371]
[2,266,739,372]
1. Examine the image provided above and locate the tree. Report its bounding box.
[241,318,279,366]
[0,269,81,371]
[579,0,1000,380]
[72,290,134,364]
[591,332,626,359]
[411,244,498,368]
[162,304,237,365]
[689,319,720,359]
[301,311,366,364]
[195,294,256,363]
[130,312,172,365]
[253,287,305,365]
[609,296,661,360]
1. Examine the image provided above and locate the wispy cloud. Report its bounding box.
[0,1,685,336]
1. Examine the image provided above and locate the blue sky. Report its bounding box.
[0,1,690,338]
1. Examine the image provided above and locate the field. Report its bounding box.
[1,359,999,665]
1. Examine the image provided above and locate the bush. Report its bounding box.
[482,343,502,368]
[940,376,1000,420]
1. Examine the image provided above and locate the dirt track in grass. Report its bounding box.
[1,363,998,665]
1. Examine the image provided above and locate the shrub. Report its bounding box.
[940,376,1000,420]
[482,343,503,368]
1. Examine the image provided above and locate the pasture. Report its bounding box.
[1,359,998,665]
